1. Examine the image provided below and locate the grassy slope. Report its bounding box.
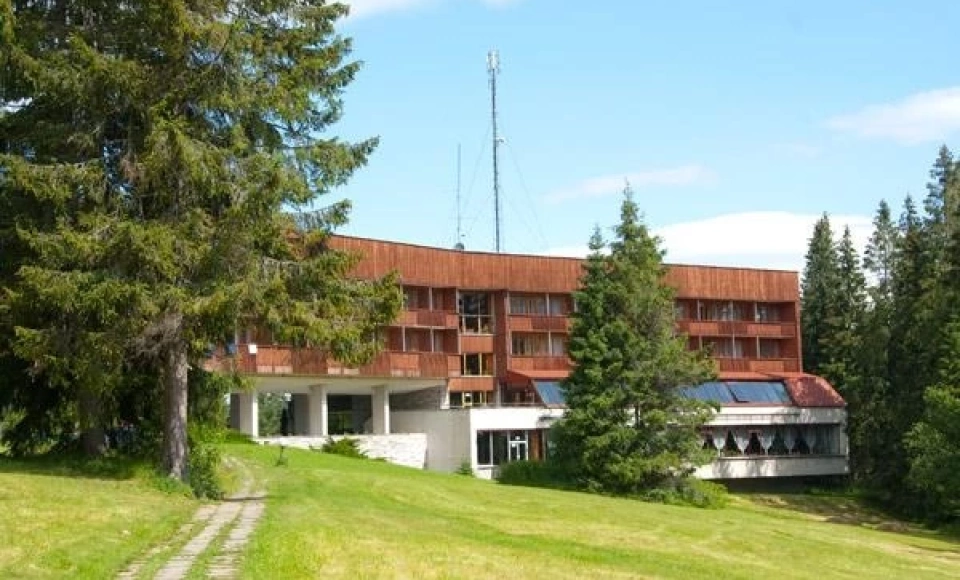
[231,443,960,580]
[0,458,196,579]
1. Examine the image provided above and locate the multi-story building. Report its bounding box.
[221,235,847,480]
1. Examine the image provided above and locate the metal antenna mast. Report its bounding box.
[488,49,502,253]
[455,143,464,250]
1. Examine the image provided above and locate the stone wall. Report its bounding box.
[257,433,427,469]
[390,386,447,411]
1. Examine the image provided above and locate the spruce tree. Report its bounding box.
[0,2,401,478]
[800,213,841,375]
[551,190,716,496]
[904,321,960,524]
[854,201,899,484]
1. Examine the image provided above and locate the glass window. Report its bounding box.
[550,335,567,356]
[511,333,548,356]
[476,431,491,465]
[461,353,493,376]
[755,304,781,322]
[759,339,781,358]
[548,295,567,316]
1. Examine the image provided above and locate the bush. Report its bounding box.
[455,459,474,476]
[320,437,367,459]
[187,424,224,499]
[497,460,574,490]
[639,478,729,508]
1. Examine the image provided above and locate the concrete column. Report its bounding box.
[372,385,390,434]
[292,394,310,435]
[309,385,329,436]
[236,392,259,438]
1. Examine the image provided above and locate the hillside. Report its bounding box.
[229,443,960,579]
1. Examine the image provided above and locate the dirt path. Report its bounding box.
[117,460,266,580]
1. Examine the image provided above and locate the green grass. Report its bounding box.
[231,442,960,579]
[0,455,197,579]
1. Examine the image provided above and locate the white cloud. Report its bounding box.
[542,211,872,273]
[826,87,960,145]
[345,0,519,19]
[544,165,714,203]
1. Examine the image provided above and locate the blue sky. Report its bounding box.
[327,0,960,271]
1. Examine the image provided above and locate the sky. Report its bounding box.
[324,0,960,272]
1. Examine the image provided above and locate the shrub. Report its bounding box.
[455,460,474,476]
[497,460,573,490]
[639,478,729,508]
[321,437,367,458]
[187,423,224,499]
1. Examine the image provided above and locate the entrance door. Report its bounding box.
[508,431,529,462]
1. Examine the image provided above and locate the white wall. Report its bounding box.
[707,407,845,426]
[392,410,472,472]
[694,456,849,479]
[257,434,427,469]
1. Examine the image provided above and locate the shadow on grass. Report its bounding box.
[745,493,960,543]
[0,453,141,481]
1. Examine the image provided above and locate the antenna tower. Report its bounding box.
[455,144,464,250]
[488,49,502,253]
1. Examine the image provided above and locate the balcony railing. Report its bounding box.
[508,315,570,333]
[508,356,571,373]
[221,344,449,378]
[396,309,459,329]
[676,320,796,338]
[715,358,801,373]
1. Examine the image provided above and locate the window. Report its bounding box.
[459,292,493,333]
[758,338,781,358]
[674,301,689,320]
[755,303,781,322]
[511,333,548,356]
[450,391,488,408]
[510,295,546,315]
[403,287,425,310]
[704,338,744,358]
[432,331,446,353]
[550,335,567,356]
[548,295,568,316]
[703,301,750,321]
[461,353,494,376]
[476,430,529,466]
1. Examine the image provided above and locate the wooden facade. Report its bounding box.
[218,235,805,398]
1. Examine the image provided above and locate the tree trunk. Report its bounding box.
[163,339,190,480]
[78,386,106,457]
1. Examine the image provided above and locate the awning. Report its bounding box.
[533,380,566,407]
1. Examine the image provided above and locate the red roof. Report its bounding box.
[719,371,845,407]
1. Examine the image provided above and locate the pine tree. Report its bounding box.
[904,320,960,524]
[853,201,899,484]
[551,190,716,496]
[800,213,841,375]
[0,2,401,478]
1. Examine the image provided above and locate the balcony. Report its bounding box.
[508,315,570,333]
[716,358,801,373]
[448,376,497,392]
[461,334,495,353]
[676,320,796,338]
[396,309,459,329]
[508,356,571,374]
[224,345,449,378]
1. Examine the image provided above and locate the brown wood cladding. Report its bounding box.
[460,334,495,353]
[331,235,799,301]
[507,315,570,333]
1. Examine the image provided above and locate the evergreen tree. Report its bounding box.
[853,201,899,484]
[862,200,898,307]
[800,213,841,375]
[0,2,401,479]
[904,321,960,524]
[551,190,716,496]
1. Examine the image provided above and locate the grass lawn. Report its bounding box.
[0,456,197,579]
[231,442,960,580]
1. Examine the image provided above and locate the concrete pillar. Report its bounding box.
[309,385,329,436]
[229,393,241,431]
[236,392,259,438]
[372,385,390,434]
[292,394,310,435]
